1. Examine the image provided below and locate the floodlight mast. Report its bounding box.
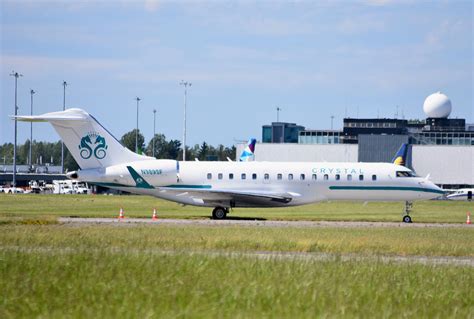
[29,89,36,166]
[10,71,22,189]
[180,81,191,161]
[153,109,157,158]
[135,97,141,153]
[276,107,282,122]
[61,81,67,173]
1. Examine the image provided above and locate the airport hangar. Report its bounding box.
[237,92,474,189]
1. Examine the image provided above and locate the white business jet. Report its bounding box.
[15,108,444,222]
[446,188,473,201]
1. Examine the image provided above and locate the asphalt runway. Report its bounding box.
[58,217,471,228]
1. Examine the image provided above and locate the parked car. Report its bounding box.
[4,187,25,194]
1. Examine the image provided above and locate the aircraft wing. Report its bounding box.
[158,187,299,207]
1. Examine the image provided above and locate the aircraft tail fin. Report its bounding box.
[14,108,151,169]
[391,143,408,166]
[239,138,257,162]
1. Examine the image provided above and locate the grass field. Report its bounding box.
[1,224,473,318]
[1,194,473,317]
[1,194,473,223]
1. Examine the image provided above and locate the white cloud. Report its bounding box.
[144,0,161,12]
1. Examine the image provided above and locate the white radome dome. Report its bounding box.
[423,92,452,118]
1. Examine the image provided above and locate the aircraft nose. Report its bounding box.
[422,181,444,199]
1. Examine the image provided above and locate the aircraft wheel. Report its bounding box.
[212,207,227,220]
[402,215,412,223]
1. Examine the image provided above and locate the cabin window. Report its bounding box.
[372,174,377,181]
[347,174,352,181]
[229,173,234,180]
[359,175,364,181]
[324,174,329,180]
[241,173,246,180]
[264,173,269,180]
[335,174,340,181]
[207,173,212,180]
[277,173,282,180]
[312,174,317,180]
[218,173,223,180]
[288,174,294,180]
[300,174,305,181]
[252,173,257,180]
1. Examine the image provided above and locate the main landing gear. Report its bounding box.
[403,201,413,223]
[212,207,228,220]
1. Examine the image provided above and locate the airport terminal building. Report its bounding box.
[241,92,473,188]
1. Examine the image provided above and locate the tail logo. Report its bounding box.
[78,132,108,159]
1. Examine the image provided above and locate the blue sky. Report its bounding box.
[1,0,472,147]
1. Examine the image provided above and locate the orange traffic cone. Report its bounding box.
[467,212,471,225]
[152,208,158,220]
[118,207,125,219]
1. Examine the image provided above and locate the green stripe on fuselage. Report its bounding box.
[329,186,444,194]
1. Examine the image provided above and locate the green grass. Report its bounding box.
[1,194,473,223]
[2,224,473,257]
[1,195,473,318]
[1,249,473,318]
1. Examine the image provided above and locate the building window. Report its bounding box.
[277,173,282,180]
[229,173,234,180]
[372,174,377,181]
[264,173,269,180]
[218,173,223,180]
[347,174,352,181]
[324,174,329,180]
[335,174,340,180]
[241,173,246,180]
[252,173,257,180]
[359,175,364,181]
[288,174,293,180]
[300,174,305,180]
[312,174,317,180]
[207,173,212,180]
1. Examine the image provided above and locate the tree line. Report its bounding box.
[0,129,236,172]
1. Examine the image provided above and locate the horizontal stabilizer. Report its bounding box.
[13,108,89,122]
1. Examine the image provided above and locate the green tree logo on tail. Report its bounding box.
[78,132,108,159]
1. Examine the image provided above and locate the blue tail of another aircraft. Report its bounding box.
[239,138,257,162]
[392,143,408,166]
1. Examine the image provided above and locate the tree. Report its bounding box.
[167,140,181,160]
[198,142,209,161]
[64,149,79,172]
[146,134,168,158]
[120,129,145,154]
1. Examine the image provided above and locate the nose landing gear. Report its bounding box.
[402,201,413,223]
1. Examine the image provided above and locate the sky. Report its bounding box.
[1,0,472,148]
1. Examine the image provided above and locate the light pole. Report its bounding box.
[10,71,22,188]
[135,97,141,153]
[61,81,67,173]
[330,115,335,130]
[180,81,191,161]
[153,109,157,158]
[276,107,282,122]
[29,89,35,167]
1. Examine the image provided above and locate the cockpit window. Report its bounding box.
[396,171,416,177]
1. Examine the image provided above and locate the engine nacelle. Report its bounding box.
[68,159,179,187]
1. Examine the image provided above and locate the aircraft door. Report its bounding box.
[468,191,472,201]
